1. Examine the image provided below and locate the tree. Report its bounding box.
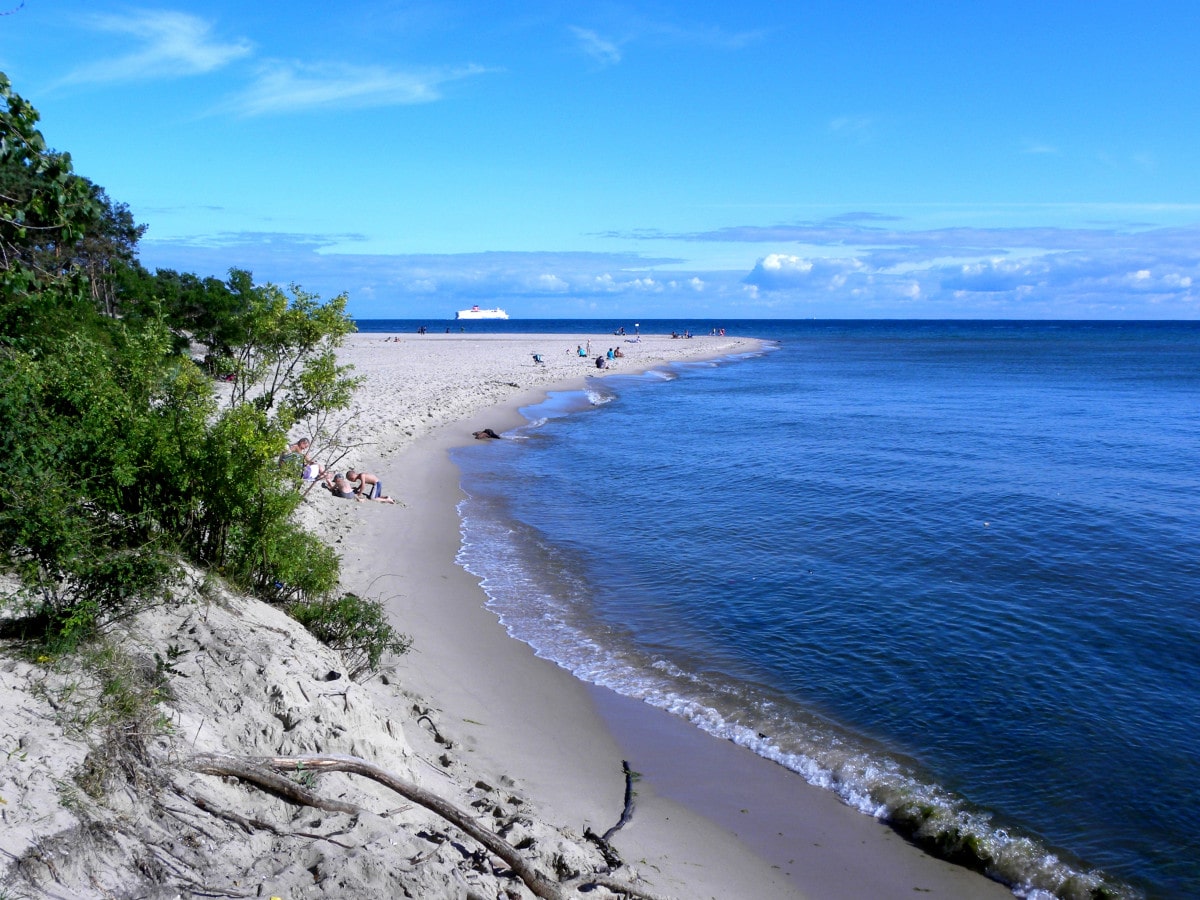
[0,72,102,344]
[221,278,360,419]
[148,267,251,359]
[0,74,97,273]
[0,323,187,642]
[74,181,147,317]
[0,75,361,642]
[1,72,147,326]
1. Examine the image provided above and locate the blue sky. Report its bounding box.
[4,1,1200,319]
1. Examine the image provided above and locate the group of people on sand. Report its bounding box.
[573,341,623,369]
[279,438,397,504]
[595,346,624,368]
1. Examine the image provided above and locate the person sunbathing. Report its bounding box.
[322,473,395,504]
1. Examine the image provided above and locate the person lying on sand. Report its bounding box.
[322,474,396,504]
[473,428,503,440]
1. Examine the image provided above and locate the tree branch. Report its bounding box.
[188,754,359,815]
[188,751,670,900]
[189,752,563,900]
[604,759,637,842]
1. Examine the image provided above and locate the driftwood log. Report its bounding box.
[188,752,670,900]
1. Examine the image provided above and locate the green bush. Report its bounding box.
[287,592,412,680]
[0,74,359,645]
[237,520,340,604]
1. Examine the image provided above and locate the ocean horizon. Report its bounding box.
[361,318,1199,899]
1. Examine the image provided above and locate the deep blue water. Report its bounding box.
[363,320,1200,899]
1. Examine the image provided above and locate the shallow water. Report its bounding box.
[370,319,1198,900]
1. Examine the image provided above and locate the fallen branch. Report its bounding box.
[584,826,622,870]
[586,759,637,868]
[604,760,637,842]
[188,752,671,900]
[564,873,675,900]
[189,752,562,900]
[188,754,359,815]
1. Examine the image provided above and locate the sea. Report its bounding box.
[358,319,1200,899]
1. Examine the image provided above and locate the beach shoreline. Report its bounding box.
[0,327,1150,898]
[312,331,1013,899]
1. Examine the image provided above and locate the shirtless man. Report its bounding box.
[345,468,392,502]
[326,472,396,504]
[279,437,310,466]
[280,437,328,482]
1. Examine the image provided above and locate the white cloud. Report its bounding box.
[535,273,570,292]
[1123,268,1194,291]
[590,273,667,293]
[61,10,252,84]
[570,26,622,66]
[228,60,491,116]
[566,15,762,68]
[762,253,812,275]
[746,254,865,290]
[405,278,438,294]
[138,223,1200,320]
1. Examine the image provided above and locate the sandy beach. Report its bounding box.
[303,330,1013,899]
[0,329,1014,898]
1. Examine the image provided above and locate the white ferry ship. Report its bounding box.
[455,305,509,320]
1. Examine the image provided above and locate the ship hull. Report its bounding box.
[455,308,509,320]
